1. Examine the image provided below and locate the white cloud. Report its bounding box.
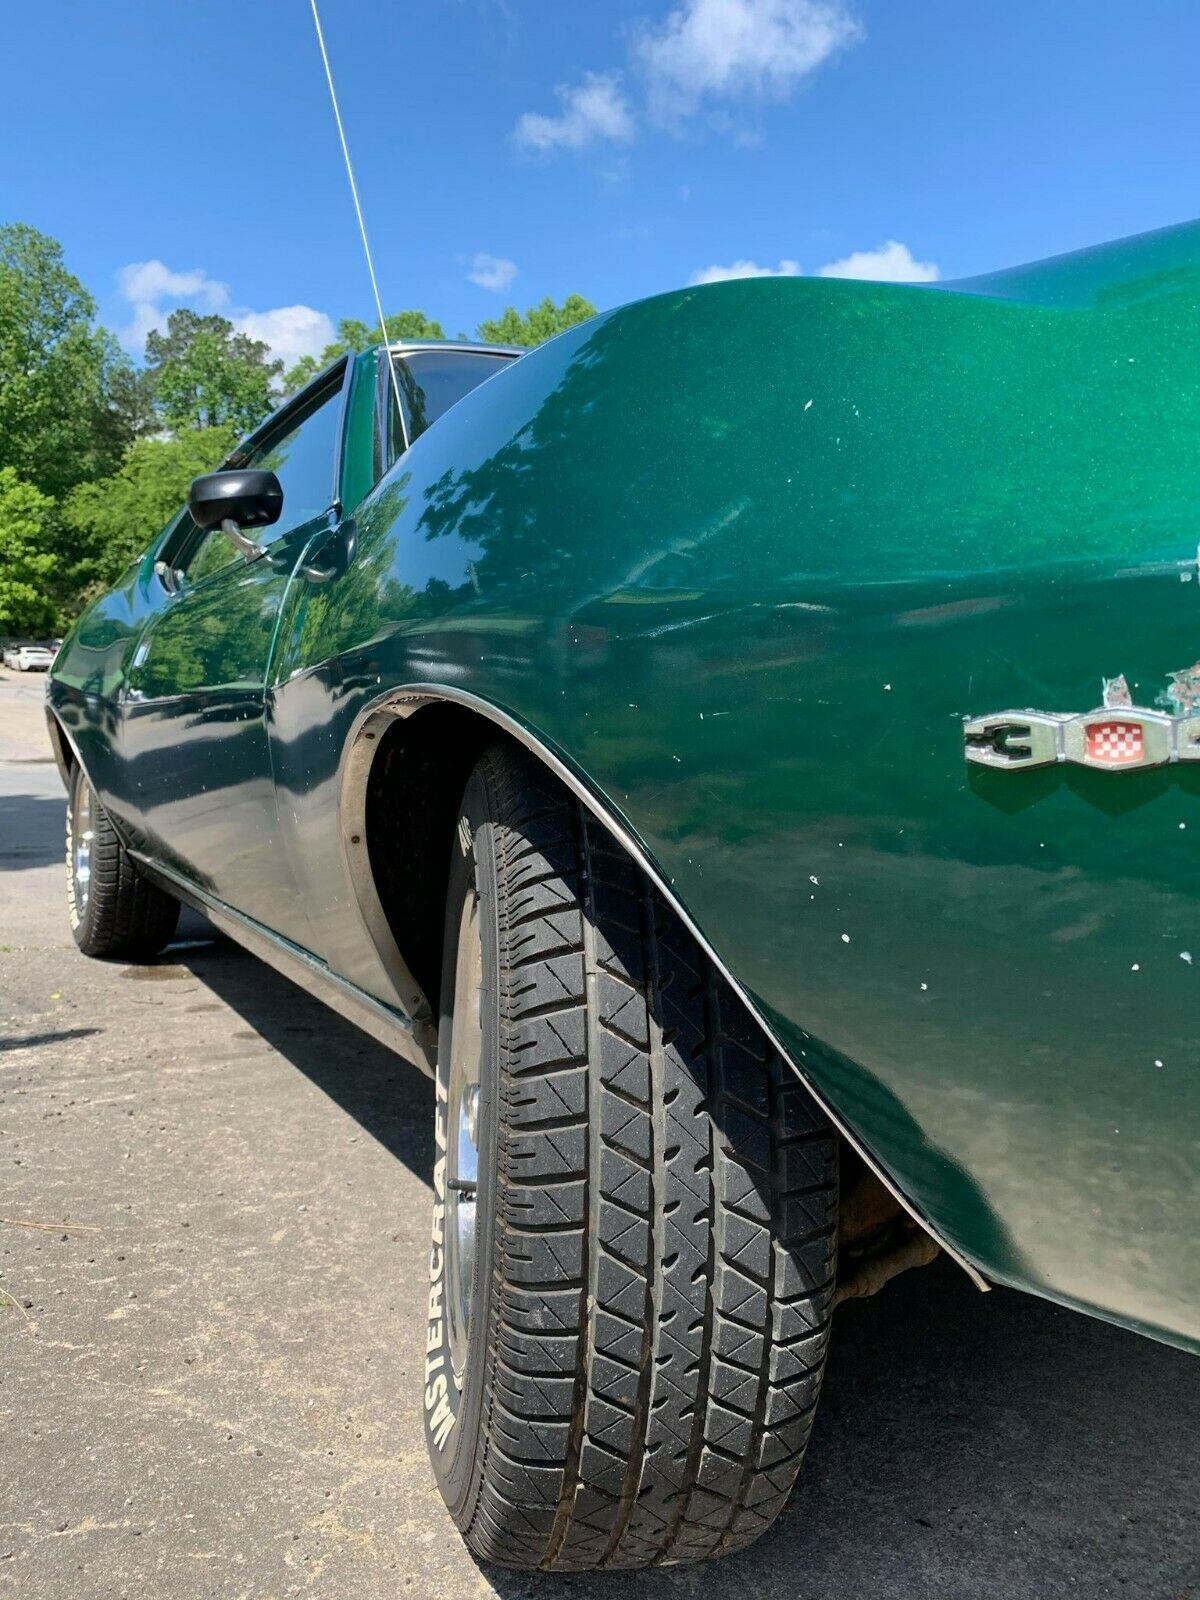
[232,305,337,368]
[690,257,801,284]
[119,299,170,356]
[468,253,518,292]
[817,240,939,282]
[117,259,230,312]
[637,0,862,124]
[512,0,860,156]
[117,260,230,353]
[115,258,334,368]
[513,71,635,152]
[690,243,939,287]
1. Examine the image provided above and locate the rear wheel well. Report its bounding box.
[358,696,940,1301]
[363,703,498,1009]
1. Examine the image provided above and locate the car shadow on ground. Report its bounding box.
[176,925,434,1188]
[0,793,66,869]
[176,932,1199,1600]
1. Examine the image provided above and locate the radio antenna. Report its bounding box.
[309,0,409,452]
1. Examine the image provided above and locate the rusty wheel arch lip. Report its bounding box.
[336,680,989,1293]
[336,697,440,1035]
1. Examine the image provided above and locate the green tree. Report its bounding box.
[144,310,281,434]
[0,467,58,635]
[97,356,156,460]
[475,293,597,349]
[62,427,236,603]
[0,223,142,500]
[282,309,446,395]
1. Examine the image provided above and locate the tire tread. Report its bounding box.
[458,745,837,1570]
[67,768,178,960]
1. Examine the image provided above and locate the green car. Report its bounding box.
[47,220,1200,1571]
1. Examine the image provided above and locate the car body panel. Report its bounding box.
[49,224,1200,1353]
[120,515,331,934]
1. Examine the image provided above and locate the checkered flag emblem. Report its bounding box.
[1085,720,1145,764]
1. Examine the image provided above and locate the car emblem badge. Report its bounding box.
[1084,719,1143,764]
[965,705,1186,772]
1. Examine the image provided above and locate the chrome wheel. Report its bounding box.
[445,884,484,1382]
[71,774,94,915]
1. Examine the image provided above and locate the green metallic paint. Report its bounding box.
[50,222,1200,1353]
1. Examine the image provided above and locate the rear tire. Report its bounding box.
[424,742,838,1570]
[66,765,179,960]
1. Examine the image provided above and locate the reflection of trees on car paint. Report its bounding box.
[289,478,419,665]
[412,269,1200,590]
[131,570,287,700]
[286,253,1200,905]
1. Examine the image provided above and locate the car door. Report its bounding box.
[120,363,350,935]
[266,345,517,982]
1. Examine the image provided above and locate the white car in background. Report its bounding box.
[2,642,55,672]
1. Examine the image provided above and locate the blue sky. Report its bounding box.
[3,1,1198,370]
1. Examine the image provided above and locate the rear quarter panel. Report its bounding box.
[272,232,1199,1348]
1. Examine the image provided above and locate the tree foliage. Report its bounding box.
[281,297,594,393]
[282,309,446,395]
[0,222,596,636]
[0,467,58,634]
[63,427,236,599]
[144,310,282,434]
[0,223,142,500]
[476,293,597,349]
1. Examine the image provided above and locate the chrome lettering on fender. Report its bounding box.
[426,1077,457,1451]
[965,706,1197,772]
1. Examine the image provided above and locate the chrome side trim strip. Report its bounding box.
[132,854,436,1078]
[338,682,989,1291]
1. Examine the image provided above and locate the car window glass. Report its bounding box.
[387,350,509,462]
[176,386,343,584]
[245,387,342,533]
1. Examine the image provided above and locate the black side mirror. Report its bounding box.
[187,469,283,532]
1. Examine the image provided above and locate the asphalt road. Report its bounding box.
[1,674,1196,1599]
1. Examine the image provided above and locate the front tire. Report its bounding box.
[66,765,179,960]
[424,742,838,1570]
